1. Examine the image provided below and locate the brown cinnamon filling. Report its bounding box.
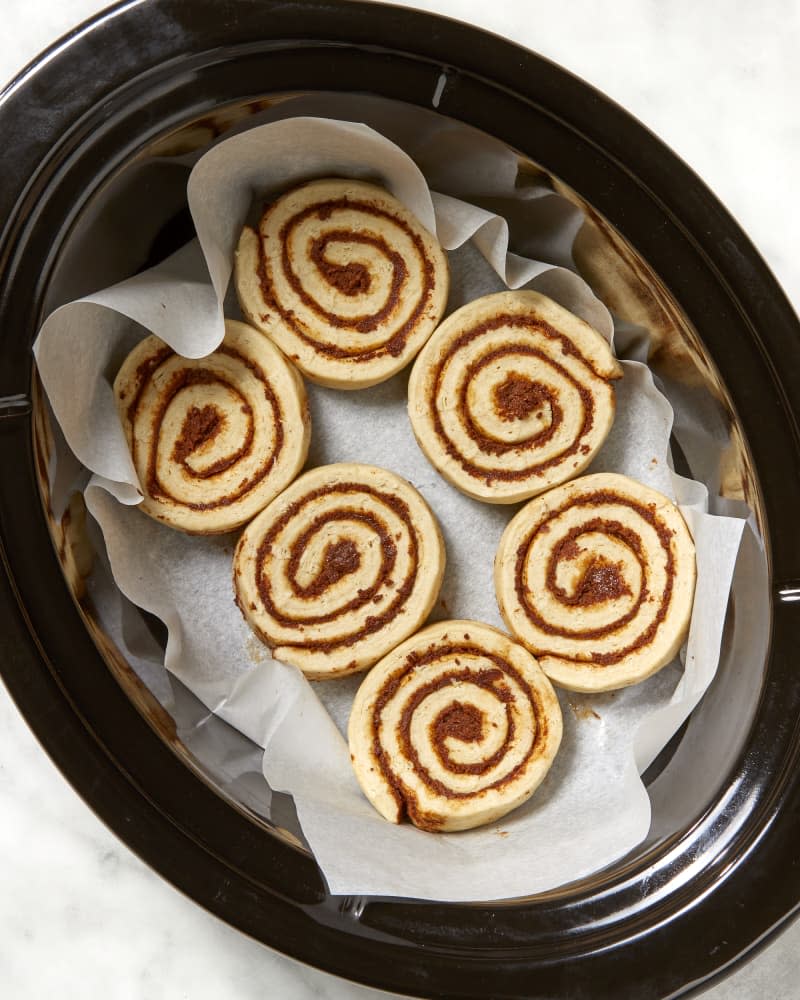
[254,484,417,650]
[305,538,361,597]
[172,404,224,467]
[127,345,172,425]
[370,644,548,828]
[461,345,567,459]
[493,372,548,422]
[572,559,631,604]
[434,701,484,744]
[547,523,638,617]
[430,316,608,483]
[267,506,396,626]
[128,345,282,511]
[291,535,363,600]
[309,232,373,296]
[256,196,436,361]
[514,492,675,665]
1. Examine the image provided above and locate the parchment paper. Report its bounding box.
[35,115,744,901]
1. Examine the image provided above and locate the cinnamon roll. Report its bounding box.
[348,620,562,832]
[408,290,622,503]
[235,178,449,389]
[233,463,446,678]
[495,473,696,692]
[114,319,310,534]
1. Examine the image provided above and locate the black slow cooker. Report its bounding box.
[2,2,800,997]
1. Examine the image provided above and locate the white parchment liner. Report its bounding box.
[34,114,745,901]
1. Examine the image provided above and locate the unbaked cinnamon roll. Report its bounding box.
[114,319,310,534]
[408,290,622,503]
[495,473,696,692]
[233,463,446,678]
[348,619,562,832]
[235,178,449,389]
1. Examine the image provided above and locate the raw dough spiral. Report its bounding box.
[495,473,696,692]
[114,319,310,534]
[348,619,562,832]
[235,178,449,389]
[408,290,622,503]
[233,463,446,678]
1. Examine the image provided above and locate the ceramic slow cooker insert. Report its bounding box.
[1,3,798,998]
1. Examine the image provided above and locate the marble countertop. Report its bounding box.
[2,1,799,997]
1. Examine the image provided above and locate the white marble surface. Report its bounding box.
[2,1,799,997]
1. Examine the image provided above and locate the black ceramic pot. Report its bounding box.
[2,3,800,998]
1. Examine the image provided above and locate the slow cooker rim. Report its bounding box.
[2,2,800,998]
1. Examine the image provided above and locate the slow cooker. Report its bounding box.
[2,2,799,997]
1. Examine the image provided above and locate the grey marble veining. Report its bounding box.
[2,1,799,997]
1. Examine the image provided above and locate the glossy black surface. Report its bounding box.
[1,2,800,998]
